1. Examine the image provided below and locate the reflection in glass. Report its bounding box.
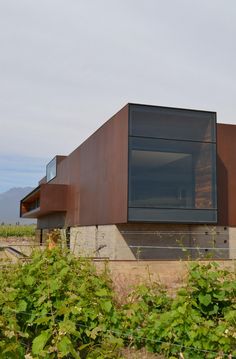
[128,105,217,223]
[129,137,216,212]
[130,150,193,208]
[129,105,216,142]
[46,157,57,182]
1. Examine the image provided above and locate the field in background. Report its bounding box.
[0,224,36,237]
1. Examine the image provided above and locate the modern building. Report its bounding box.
[20,103,236,259]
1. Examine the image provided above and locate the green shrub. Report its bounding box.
[119,281,171,348]
[1,246,236,358]
[120,262,236,358]
[0,247,122,358]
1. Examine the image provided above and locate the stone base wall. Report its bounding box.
[229,227,236,259]
[68,223,231,260]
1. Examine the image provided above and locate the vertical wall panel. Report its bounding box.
[217,124,236,226]
[79,105,129,225]
[48,104,129,226]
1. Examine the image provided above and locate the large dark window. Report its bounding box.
[128,105,217,223]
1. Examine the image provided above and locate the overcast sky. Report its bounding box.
[0,0,236,192]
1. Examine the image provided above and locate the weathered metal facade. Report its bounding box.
[20,103,236,229]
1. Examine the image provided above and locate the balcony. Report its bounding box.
[20,184,68,218]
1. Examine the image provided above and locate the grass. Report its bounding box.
[0,225,36,238]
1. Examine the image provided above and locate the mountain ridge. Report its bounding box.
[0,187,36,224]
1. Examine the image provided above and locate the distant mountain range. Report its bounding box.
[0,187,36,224]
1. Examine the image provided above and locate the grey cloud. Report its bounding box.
[0,0,236,163]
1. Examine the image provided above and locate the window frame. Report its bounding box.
[46,157,57,183]
[127,104,217,224]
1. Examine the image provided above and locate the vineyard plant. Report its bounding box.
[0,225,36,238]
[0,246,236,358]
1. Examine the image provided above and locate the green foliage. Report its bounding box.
[0,247,122,358]
[120,262,236,358]
[1,246,236,358]
[119,281,171,348]
[0,224,36,238]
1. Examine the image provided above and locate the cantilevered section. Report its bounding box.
[20,103,220,227]
[20,184,68,218]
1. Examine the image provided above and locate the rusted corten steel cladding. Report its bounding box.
[217,123,236,227]
[20,184,68,218]
[37,104,129,228]
[21,104,236,228]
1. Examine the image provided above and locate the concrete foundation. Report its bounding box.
[229,227,236,259]
[68,223,231,260]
